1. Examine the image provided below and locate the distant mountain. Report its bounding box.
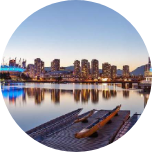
[131,65,145,76]
[44,67,51,72]
[65,66,74,71]
[117,69,122,76]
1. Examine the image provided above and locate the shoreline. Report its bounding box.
[0,80,140,84]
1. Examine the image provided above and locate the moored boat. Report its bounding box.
[75,105,121,139]
[74,109,95,123]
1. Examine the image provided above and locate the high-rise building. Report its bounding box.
[149,57,151,67]
[102,62,111,78]
[91,89,99,103]
[34,58,44,77]
[9,59,16,67]
[91,59,99,79]
[73,60,81,77]
[123,65,130,78]
[145,57,151,72]
[111,65,117,79]
[81,59,88,78]
[144,57,152,81]
[27,64,35,78]
[51,59,60,71]
[145,65,148,72]
[22,60,26,69]
[87,62,91,75]
[51,89,60,104]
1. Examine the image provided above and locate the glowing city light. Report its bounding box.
[102,78,108,82]
[0,66,25,72]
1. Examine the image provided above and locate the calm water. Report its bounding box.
[1,83,149,131]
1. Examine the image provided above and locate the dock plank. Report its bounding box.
[39,110,130,151]
[113,113,138,142]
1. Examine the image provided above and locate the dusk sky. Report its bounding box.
[3,0,149,71]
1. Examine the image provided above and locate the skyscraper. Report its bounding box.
[111,65,117,79]
[22,59,26,69]
[51,59,60,71]
[149,57,151,67]
[9,59,16,67]
[73,60,81,77]
[27,64,35,78]
[87,62,91,75]
[123,65,130,78]
[145,64,148,72]
[34,58,44,77]
[81,59,88,78]
[102,62,111,78]
[144,57,152,81]
[91,59,99,79]
[145,57,151,72]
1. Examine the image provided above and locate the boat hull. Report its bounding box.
[75,105,121,138]
[74,110,95,123]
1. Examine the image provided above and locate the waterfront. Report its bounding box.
[1,83,149,131]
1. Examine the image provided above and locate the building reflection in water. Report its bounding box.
[144,94,149,108]
[35,88,45,105]
[81,89,90,103]
[123,90,129,98]
[2,87,118,104]
[110,90,117,97]
[74,89,99,103]
[61,90,73,95]
[26,88,35,98]
[2,85,149,107]
[102,90,111,100]
[22,88,26,103]
[136,90,150,108]
[91,89,99,103]
[138,91,149,108]
[51,89,60,104]
[122,83,129,89]
[1,87,24,104]
[26,88,45,105]
[74,89,81,102]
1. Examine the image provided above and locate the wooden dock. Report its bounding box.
[26,108,83,140]
[27,109,130,151]
[114,113,139,142]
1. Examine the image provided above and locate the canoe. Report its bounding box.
[74,110,95,123]
[75,105,121,139]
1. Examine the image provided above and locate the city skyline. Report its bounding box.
[1,57,147,72]
[3,0,149,71]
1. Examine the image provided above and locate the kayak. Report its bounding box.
[75,105,121,139]
[74,110,95,123]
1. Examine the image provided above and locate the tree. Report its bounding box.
[19,73,31,80]
[55,76,62,82]
[0,72,11,80]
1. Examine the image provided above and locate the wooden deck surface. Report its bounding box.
[26,108,83,140]
[114,113,139,142]
[34,109,130,151]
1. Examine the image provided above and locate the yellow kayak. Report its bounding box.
[75,105,121,139]
[74,110,95,123]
